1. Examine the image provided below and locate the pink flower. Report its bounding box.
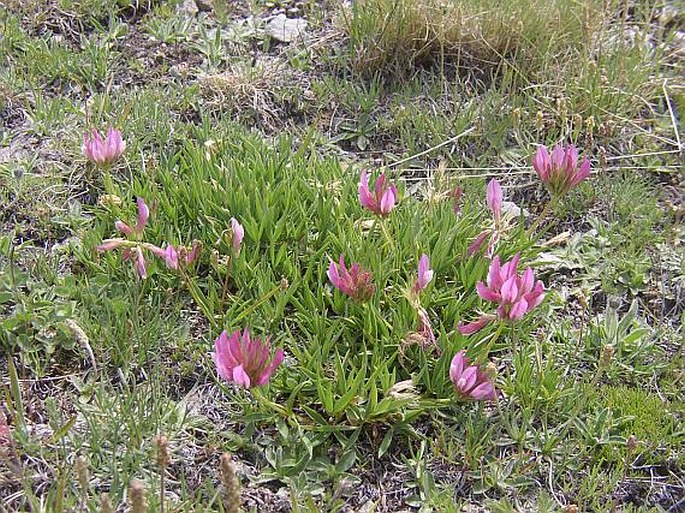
[457,315,496,335]
[459,254,545,335]
[213,328,284,389]
[327,255,375,302]
[96,238,127,252]
[486,179,502,223]
[184,240,202,265]
[82,127,126,165]
[449,350,497,400]
[134,246,147,279]
[154,244,179,270]
[230,218,244,253]
[114,197,149,238]
[97,197,151,279]
[467,230,498,258]
[358,171,398,216]
[533,144,591,196]
[413,254,433,294]
[152,241,202,270]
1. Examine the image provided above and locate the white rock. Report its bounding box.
[180,0,198,15]
[266,14,307,43]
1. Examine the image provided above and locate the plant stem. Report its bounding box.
[378,218,396,253]
[526,197,557,239]
[219,254,234,317]
[180,268,217,329]
[159,470,165,513]
[231,281,287,326]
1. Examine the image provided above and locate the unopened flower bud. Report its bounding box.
[556,97,567,120]
[573,113,583,130]
[627,435,638,452]
[598,147,607,170]
[600,345,615,367]
[536,111,544,132]
[512,108,521,129]
[99,194,122,207]
[210,249,220,268]
[483,362,498,380]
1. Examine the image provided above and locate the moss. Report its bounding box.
[593,385,684,465]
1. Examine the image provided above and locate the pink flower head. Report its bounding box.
[213,328,285,389]
[97,239,148,279]
[82,127,126,166]
[533,144,591,196]
[449,350,497,400]
[327,255,375,302]
[459,254,544,335]
[156,244,179,270]
[151,241,202,271]
[486,179,502,223]
[358,171,398,216]
[413,254,433,294]
[97,198,151,278]
[115,197,149,238]
[230,218,244,253]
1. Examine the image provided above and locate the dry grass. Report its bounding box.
[339,0,598,74]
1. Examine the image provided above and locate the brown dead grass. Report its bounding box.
[339,0,598,73]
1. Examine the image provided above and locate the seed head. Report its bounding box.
[600,344,615,367]
[154,435,170,468]
[219,453,241,513]
[100,493,114,513]
[74,455,89,492]
[129,479,148,513]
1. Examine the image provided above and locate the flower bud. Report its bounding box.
[598,146,607,170]
[512,108,521,129]
[627,435,638,452]
[600,344,615,367]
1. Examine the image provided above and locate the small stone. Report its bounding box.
[180,0,198,15]
[266,14,308,43]
[501,200,529,219]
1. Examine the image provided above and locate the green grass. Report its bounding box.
[0,0,683,511]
